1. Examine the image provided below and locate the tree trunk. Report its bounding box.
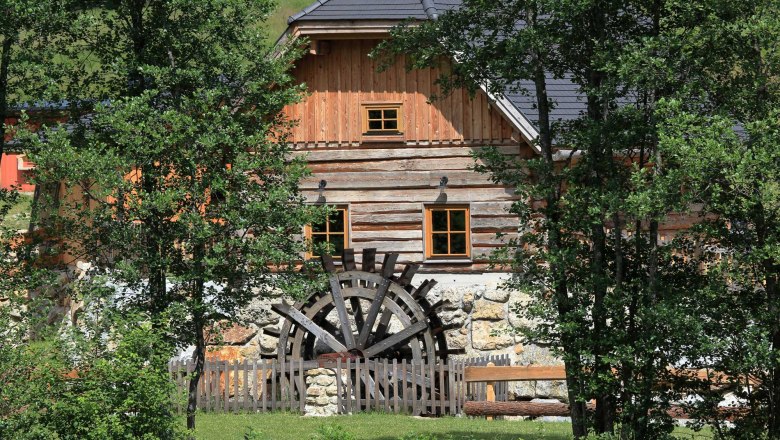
[187,311,205,433]
[187,241,208,434]
[0,36,14,165]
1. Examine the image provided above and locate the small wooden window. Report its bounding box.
[425,206,470,259]
[306,207,349,259]
[363,105,402,135]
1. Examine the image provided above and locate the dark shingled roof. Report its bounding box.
[509,77,586,127]
[288,0,587,134]
[289,0,431,23]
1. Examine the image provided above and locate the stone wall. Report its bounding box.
[202,272,567,405]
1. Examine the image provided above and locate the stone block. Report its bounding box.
[462,291,475,312]
[482,288,510,303]
[441,287,462,310]
[445,330,467,349]
[439,310,466,326]
[314,375,335,386]
[471,320,513,350]
[307,386,325,397]
[259,333,278,353]
[471,299,505,321]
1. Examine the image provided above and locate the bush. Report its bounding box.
[0,311,184,440]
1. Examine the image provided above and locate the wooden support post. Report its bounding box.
[485,361,495,421]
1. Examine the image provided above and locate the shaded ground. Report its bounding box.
[192,412,712,440]
[1,193,32,231]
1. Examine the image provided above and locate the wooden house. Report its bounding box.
[278,0,568,276]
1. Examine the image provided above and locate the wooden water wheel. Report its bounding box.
[271,248,457,412]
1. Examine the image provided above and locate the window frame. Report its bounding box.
[362,103,403,135]
[424,205,471,260]
[305,205,350,260]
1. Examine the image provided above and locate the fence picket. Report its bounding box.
[345,358,352,414]
[439,361,445,414]
[336,359,343,414]
[299,358,305,413]
[411,361,418,415]
[392,359,399,414]
[383,358,390,413]
[233,360,239,414]
[271,360,277,411]
[252,360,258,413]
[374,359,380,412]
[262,361,267,412]
[401,359,407,414]
[167,356,489,416]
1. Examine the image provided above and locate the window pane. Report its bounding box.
[449,210,466,231]
[311,234,328,256]
[431,210,448,231]
[450,233,467,254]
[432,233,448,255]
[368,110,382,119]
[384,109,397,119]
[329,210,345,232]
[311,220,326,233]
[329,235,345,255]
[368,120,382,130]
[384,120,398,130]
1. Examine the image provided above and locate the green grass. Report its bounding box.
[191,412,712,440]
[1,193,32,231]
[268,0,314,40]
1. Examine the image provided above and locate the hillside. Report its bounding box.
[268,0,312,39]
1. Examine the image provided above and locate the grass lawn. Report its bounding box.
[1,193,32,231]
[192,412,712,440]
[269,0,315,39]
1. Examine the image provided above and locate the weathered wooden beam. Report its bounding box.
[362,248,377,272]
[356,279,391,350]
[363,321,428,358]
[341,248,356,271]
[465,365,567,382]
[271,302,347,353]
[320,255,337,273]
[328,276,356,348]
[464,401,748,421]
[381,253,399,278]
[464,365,760,386]
[464,401,579,417]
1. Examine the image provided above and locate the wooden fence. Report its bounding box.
[169,356,504,416]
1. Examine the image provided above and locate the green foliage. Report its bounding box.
[19,0,321,433]
[0,287,185,439]
[381,1,779,439]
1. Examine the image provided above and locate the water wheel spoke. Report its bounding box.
[350,297,365,336]
[356,279,390,349]
[363,320,428,358]
[329,276,356,348]
[272,302,347,353]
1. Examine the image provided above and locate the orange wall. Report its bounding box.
[1,153,35,192]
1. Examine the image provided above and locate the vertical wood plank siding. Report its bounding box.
[284,40,521,147]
